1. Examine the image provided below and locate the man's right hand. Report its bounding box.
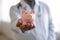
[16,19,35,31]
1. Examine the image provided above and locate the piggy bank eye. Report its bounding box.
[25,12,27,14]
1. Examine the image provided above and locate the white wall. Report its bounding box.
[40,0,60,33]
[1,0,60,32]
[1,0,20,22]
[0,0,2,21]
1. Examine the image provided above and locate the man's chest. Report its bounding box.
[17,6,49,25]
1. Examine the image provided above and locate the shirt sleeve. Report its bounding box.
[45,5,56,40]
[10,6,31,35]
[10,6,21,23]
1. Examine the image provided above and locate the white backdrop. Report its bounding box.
[1,0,60,32]
[0,0,2,21]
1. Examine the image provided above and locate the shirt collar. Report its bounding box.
[20,0,39,8]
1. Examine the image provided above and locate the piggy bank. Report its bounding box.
[16,10,35,31]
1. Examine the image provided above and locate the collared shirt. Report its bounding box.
[10,0,56,40]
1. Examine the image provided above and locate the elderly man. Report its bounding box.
[10,0,56,40]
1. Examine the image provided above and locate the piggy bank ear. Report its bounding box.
[22,10,27,14]
[31,10,35,14]
[22,10,25,14]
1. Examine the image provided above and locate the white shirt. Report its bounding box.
[10,0,56,40]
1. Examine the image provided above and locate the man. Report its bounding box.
[10,0,56,40]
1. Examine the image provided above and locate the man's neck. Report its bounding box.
[24,0,35,9]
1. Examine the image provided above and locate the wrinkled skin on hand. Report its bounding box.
[16,19,35,31]
[16,10,35,31]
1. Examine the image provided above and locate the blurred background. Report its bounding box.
[0,0,60,40]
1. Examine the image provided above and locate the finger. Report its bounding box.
[18,19,22,23]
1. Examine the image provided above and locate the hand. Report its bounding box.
[19,23,35,31]
[16,19,35,31]
[16,19,22,27]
